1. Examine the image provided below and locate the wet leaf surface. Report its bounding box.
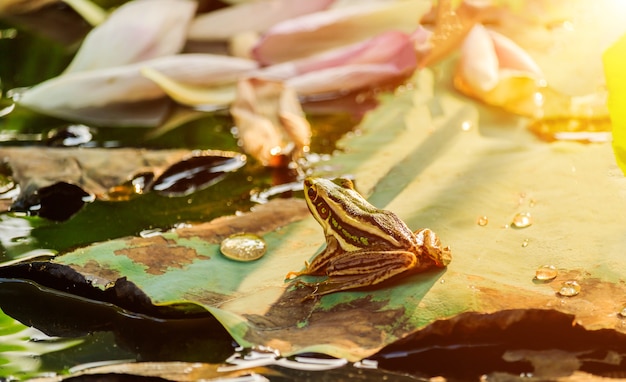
[0,147,246,219]
[2,67,626,369]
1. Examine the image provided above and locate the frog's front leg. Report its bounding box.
[309,250,418,297]
[285,235,342,279]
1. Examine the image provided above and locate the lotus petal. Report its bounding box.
[258,30,417,96]
[287,63,413,97]
[252,0,431,65]
[258,30,414,78]
[459,24,501,92]
[65,0,197,73]
[488,29,542,75]
[188,0,335,41]
[19,54,258,124]
[230,78,310,167]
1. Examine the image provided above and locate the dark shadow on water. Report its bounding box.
[0,278,234,366]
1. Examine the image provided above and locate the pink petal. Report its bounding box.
[286,63,414,97]
[257,30,417,96]
[65,0,196,73]
[253,1,431,65]
[488,30,543,75]
[188,0,335,41]
[459,24,500,92]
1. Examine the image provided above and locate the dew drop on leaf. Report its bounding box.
[558,280,581,297]
[476,215,488,226]
[535,265,557,281]
[221,233,267,262]
[511,212,533,228]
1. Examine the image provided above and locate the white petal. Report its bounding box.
[488,30,543,75]
[65,0,197,73]
[19,54,257,121]
[460,24,500,92]
[188,0,335,41]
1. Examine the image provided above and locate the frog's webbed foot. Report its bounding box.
[414,228,452,267]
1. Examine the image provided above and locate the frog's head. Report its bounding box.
[303,177,358,228]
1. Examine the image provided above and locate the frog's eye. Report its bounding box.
[307,186,317,200]
[316,201,330,219]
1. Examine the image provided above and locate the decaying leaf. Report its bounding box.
[27,361,278,382]
[0,147,245,219]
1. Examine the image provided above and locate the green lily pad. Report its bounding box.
[12,69,626,362]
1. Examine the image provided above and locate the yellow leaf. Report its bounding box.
[603,32,626,175]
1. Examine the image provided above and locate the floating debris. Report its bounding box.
[220,233,267,262]
[558,280,581,297]
[619,307,626,318]
[476,215,488,226]
[535,265,558,281]
[521,239,529,247]
[511,212,533,228]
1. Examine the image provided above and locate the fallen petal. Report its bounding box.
[287,63,414,97]
[188,0,335,41]
[259,30,414,78]
[230,78,311,167]
[253,0,430,65]
[488,29,543,75]
[258,30,417,96]
[65,0,197,73]
[19,54,258,124]
[459,24,500,92]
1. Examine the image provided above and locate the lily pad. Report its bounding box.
[0,147,246,219]
[6,69,626,362]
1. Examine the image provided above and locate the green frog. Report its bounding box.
[286,177,451,297]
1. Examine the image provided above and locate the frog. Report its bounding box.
[286,177,451,297]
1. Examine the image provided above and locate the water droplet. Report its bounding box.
[529,199,536,207]
[461,120,473,131]
[521,239,529,247]
[619,307,626,318]
[511,212,533,228]
[221,233,267,262]
[476,215,488,226]
[558,280,581,297]
[535,265,557,281]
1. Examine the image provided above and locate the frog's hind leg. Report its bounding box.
[313,250,417,295]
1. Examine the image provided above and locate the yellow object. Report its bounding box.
[603,32,626,175]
